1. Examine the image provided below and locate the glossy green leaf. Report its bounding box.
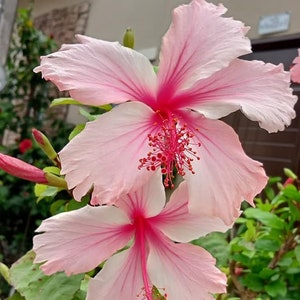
[50,199,66,215]
[282,185,300,202]
[192,232,229,266]
[43,166,61,175]
[6,292,25,300]
[34,184,59,202]
[244,208,285,230]
[265,279,287,297]
[240,273,263,291]
[255,238,280,252]
[65,197,89,212]
[10,251,84,300]
[295,245,300,263]
[258,268,277,279]
[244,219,256,241]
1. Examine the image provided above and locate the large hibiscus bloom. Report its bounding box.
[33,172,227,300]
[35,0,296,224]
[291,49,300,83]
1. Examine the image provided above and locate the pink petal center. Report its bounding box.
[138,112,201,187]
[133,214,153,300]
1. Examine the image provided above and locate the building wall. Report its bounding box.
[210,0,300,40]
[18,0,300,47]
[18,0,189,55]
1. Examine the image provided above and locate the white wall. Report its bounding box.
[18,0,300,45]
[210,0,300,39]
[18,0,190,53]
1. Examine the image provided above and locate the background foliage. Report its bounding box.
[0,8,73,298]
[193,171,300,300]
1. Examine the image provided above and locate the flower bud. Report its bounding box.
[0,153,48,184]
[0,153,67,188]
[283,177,295,188]
[123,28,135,49]
[283,168,297,180]
[32,129,58,161]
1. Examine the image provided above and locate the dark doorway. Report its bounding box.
[224,34,300,178]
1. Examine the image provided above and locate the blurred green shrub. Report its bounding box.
[194,170,300,300]
[0,7,73,298]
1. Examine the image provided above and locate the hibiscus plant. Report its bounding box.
[0,0,299,299]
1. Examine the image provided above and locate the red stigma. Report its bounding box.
[138,114,201,187]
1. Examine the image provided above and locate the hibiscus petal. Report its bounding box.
[157,0,250,96]
[33,205,132,275]
[116,170,166,219]
[291,49,300,83]
[180,59,297,133]
[152,181,230,242]
[148,234,227,300]
[182,112,268,225]
[87,246,146,300]
[34,35,156,107]
[59,102,156,204]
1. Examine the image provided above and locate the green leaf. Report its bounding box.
[10,251,84,300]
[268,176,282,184]
[231,253,252,266]
[294,245,300,263]
[278,256,293,267]
[282,185,300,202]
[265,279,287,297]
[50,97,81,107]
[258,268,277,279]
[264,186,276,200]
[192,232,229,266]
[286,267,300,274]
[240,273,263,291]
[255,238,280,252]
[72,289,86,300]
[43,166,61,175]
[34,184,59,202]
[34,183,47,197]
[50,199,66,215]
[6,292,26,300]
[69,124,85,140]
[65,197,89,212]
[244,208,285,230]
[244,219,256,241]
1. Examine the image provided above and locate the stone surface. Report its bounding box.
[34,2,90,46]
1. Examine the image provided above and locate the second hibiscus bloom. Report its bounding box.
[33,172,228,300]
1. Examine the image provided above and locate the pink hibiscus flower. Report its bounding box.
[291,49,300,83]
[33,172,227,300]
[35,0,296,224]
